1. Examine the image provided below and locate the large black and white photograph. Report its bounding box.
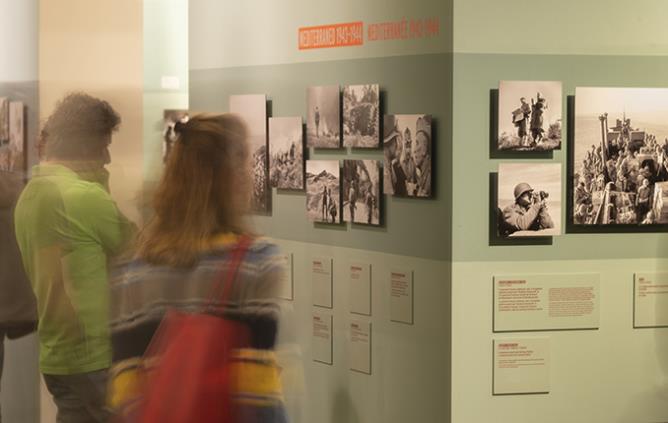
[306,160,341,224]
[162,109,189,163]
[0,97,9,145]
[573,87,668,227]
[343,84,379,148]
[0,100,22,172]
[269,116,304,190]
[497,81,562,151]
[342,159,380,225]
[307,85,340,149]
[383,114,432,197]
[230,94,269,212]
[497,163,561,237]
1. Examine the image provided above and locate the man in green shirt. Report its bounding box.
[14,93,133,422]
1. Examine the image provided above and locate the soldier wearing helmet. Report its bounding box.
[500,182,554,236]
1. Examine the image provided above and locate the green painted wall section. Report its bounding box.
[190,53,453,260]
[454,0,668,56]
[452,53,668,262]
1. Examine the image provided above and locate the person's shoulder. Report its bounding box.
[502,203,518,214]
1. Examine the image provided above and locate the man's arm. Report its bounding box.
[503,203,541,231]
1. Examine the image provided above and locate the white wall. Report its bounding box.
[0,0,38,82]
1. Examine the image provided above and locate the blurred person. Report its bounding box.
[108,114,288,422]
[14,93,135,423]
[0,170,37,423]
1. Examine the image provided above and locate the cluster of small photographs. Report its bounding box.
[161,84,432,225]
[0,97,25,173]
[573,87,668,227]
[497,81,562,152]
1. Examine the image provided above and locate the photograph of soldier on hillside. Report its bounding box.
[497,81,562,151]
[343,84,379,148]
[269,116,304,190]
[573,87,668,227]
[230,94,269,213]
[307,85,340,149]
[497,163,561,237]
[342,159,380,225]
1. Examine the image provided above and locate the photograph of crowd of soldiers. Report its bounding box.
[497,81,562,151]
[269,116,304,190]
[307,85,340,149]
[383,114,432,198]
[0,99,25,172]
[497,163,561,237]
[230,94,270,213]
[342,159,380,225]
[573,87,668,226]
[343,84,379,148]
[305,160,341,224]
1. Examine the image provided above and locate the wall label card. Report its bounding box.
[349,262,371,315]
[312,257,333,308]
[634,272,668,328]
[312,312,333,365]
[493,337,550,395]
[493,274,600,332]
[278,253,294,301]
[390,268,413,324]
[349,320,371,374]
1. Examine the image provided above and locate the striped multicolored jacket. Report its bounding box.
[108,234,288,422]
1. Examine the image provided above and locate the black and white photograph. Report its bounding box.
[0,100,22,172]
[497,80,562,151]
[307,85,340,149]
[0,97,9,145]
[306,160,341,224]
[343,84,379,148]
[497,163,561,237]
[162,109,189,163]
[383,114,432,197]
[269,116,304,190]
[230,94,269,213]
[573,87,668,227]
[342,159,380,225]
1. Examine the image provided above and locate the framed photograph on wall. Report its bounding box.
[343,84,379,148]
[497,80,562,152]
[162,109,189,163]
[497,163,562,237]
[269,116,304,190]
[230,94,269,213]
[306,160,341,224]
[0,101,25,172]
[570,87,668,231]
[342,159,381,225]
[307,85,340,149]
[383,114,432,198]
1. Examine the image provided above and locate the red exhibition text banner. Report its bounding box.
[298,22,364,50]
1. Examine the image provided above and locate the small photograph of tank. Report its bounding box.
[342,159,380,225]
[497,163,561,237]
[383,114,432,198]
[269,116,304,190]
[497,81,562,151]
[162,109,189,163]
[573,87,668,227]
[343,84,379,148]
[307,85,340,149]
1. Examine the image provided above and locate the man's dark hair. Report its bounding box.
[44,92,121,160]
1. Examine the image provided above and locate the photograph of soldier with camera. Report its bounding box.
[497,163,561,237]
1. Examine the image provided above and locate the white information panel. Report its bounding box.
[278,253,294,301]
[493,337,550,395]
[312,256,333,308]
[634,272,668,328]
[390,268,413,324]
[349,320,371,374]
[349,262,371,315]
[493,274,600,332]
[312,312,333,365]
